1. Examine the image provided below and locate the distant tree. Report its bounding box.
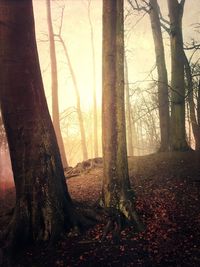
[55,7,88,161]
[125,55,134,156]
[102,0,142,229]
[87,0,99,158]
[46,0,68,168]
[148,0,170,151]
[128,0,170,152]
[167,0,189,151]
[184,54,200,150]
[0,0,76,250]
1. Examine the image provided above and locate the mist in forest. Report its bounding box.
[1,1,200,266]
[33,0,199,166]
[0,0,199,185]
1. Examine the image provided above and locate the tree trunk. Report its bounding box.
[88,0,98,158]
[149,0,170,152]
[167,0,189,151]
[197,80,200,132]
[58,36,88,161]
[102,0,142,229]
[46,0,68,168]
[0,0,75,250]
[184,52,200,150]
[125,56,134,156]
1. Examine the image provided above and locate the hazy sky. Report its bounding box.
[32,0,200,114]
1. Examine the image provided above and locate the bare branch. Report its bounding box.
[58,4,65,36]
[184,44,200,51]
[179,0,185,8]
[157,4,170,25]
[160,21,170,34]
[127,0,149,13]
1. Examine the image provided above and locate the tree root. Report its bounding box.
[101,211,124,243]
[100,200,145,243]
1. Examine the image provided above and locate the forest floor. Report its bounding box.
[1,151,200,266]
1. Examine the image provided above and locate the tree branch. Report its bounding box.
[160,21,170,33]
[157,4,170,25]
[179,0,185,8]
[127,0,149,13]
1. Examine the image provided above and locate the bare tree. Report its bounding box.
[184,54,200,150]
[128,0,170,151]
[46,0,68,167]
[125,55,134,156]
[102,0,142,230]
[55,7,88,161]
[87,0,98,158]
[167,0,189,151]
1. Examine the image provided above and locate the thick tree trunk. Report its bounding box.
[125,56,134,156]
[167,0,189,151]
[102,0,142,229]
[0,0,75,250]
[149,0,170,152]
[46,0,68,168]
[184,52,200,150]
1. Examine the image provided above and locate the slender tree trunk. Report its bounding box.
[102,0,142,229]
[186,102,192,147]
[197,80,200,130]
[183,52,200,150]
[58,36,88,161]
[0,0,75,251]
[149,0,170,151]
[167,0,189,151]
[125,56,134,156]
[88,0,98,158]
[46,0,68,168]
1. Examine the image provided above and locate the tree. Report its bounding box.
[184,53,200,150]
[125,55,134,156]
[102,0,142,229]
[167,0,189,151]
[0,0,76,250]
[46,0,68,168]
[149,0,170,151]
[128,0,170,152]
[87,0,99,158]
[55,7,88,161]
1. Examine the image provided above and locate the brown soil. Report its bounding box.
[1,151,200,266]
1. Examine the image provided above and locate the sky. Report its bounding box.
[32,0,200,114]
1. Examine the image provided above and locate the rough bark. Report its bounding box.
[125,56,134,156]
[46,0,68,168]
[0,0,75,251]
[167,0,189,151]
[149,0,170,151]
[102,0,142,230]
[184,52,200,150]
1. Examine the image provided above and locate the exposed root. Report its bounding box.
[101,211,124,243]
[64,157,102,179]
[100,198,145,243]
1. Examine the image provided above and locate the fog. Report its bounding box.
[0,0,199,189]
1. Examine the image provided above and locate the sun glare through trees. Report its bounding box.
[0,0,200,266]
